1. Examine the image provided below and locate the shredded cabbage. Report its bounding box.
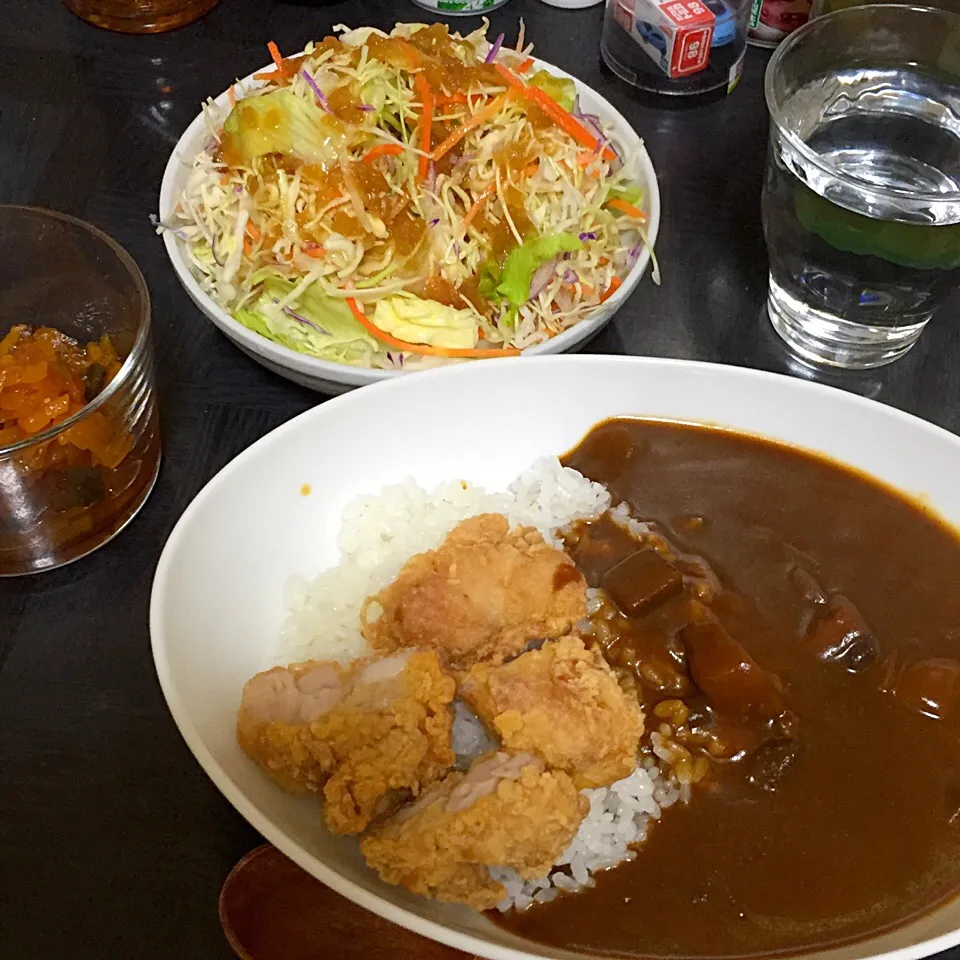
[158,21,654,368]
[235,276,378,364]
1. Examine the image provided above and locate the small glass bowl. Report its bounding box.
[62,0,220,34]
[0,207,161,576]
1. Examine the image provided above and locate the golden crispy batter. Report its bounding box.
[319,652,456,834]
[460,635,645,789]
[237,659,344,795]
[360,751,587,910]
[361,514,587,671]
[236,652,456,834]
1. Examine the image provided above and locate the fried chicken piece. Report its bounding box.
[360,751,587,910]
[237,659,345,795]
[318,652,456,834]
[237,651,456,834]
[460,635,645,789]
[361,513,587,671]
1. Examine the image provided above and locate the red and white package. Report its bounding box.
[615,0,716,78]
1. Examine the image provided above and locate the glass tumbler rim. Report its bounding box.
[0,205,152,458]
[763,4,960,209]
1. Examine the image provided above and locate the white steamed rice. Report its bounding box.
[490,755,684,911]
[279,457,611,664]
[276,456,690,912]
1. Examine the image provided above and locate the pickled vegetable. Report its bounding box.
[0,324,131,472]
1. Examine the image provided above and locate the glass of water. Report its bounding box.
[762,5,960,368]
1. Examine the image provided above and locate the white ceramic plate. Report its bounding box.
[151,355,960,960]
[158,56,661,395]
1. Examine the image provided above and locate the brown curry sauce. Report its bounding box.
[496,418,960,958]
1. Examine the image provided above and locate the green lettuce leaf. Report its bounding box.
[233,276,378,365]
[221,89,348,167]
[483,233,583,310]
[373,293,477,349]
[528,70,577,112]
[608,184,645,206]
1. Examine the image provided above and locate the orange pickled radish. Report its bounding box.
[0,324,126,471]
[20,407,54,435]
[20,362,48,384]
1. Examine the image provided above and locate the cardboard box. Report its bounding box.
[615,0,717,78]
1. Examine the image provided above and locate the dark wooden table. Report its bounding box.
[2,1,959,958]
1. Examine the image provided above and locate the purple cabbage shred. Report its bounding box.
[282,305,330,336]
[485,33,505,64]
[300,69,332,113]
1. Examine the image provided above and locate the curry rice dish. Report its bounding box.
[236,418,960,959]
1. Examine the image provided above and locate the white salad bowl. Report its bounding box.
[158,57,661,395]
[152,354,960,960]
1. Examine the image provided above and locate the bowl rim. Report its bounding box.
[157,52,661,386]
[0,204,152,457]
[764,4,960,209]
[151,353,960,960]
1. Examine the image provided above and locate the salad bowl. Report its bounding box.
[158,39,661,395]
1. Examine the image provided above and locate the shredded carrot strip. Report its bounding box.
[267,41,284,71]
[361,143,405,164]
[494,64,617,162]
[245,221,261,242]
[435,92,468,106]
[243,236,253,255]
[415,73,433,183]
[600,276,623,302]
[494,63,525,90]
[598,255,610,266]
[228,85,236,106]
[253,71,279,81]
[517,57,535,74]
[576,151,605,179]
[607,197,647,221]
[462,184,498,230]
[302,245,326,258]
[345,298,521,358]
[220,175,230,186]
[432,94,509,161]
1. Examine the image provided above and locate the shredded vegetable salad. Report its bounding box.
[158,21,656,370]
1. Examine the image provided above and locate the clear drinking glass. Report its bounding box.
[811,0,960,15]
[63,0,220,33]
[0,207,160,576]
[762,5,960,368]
